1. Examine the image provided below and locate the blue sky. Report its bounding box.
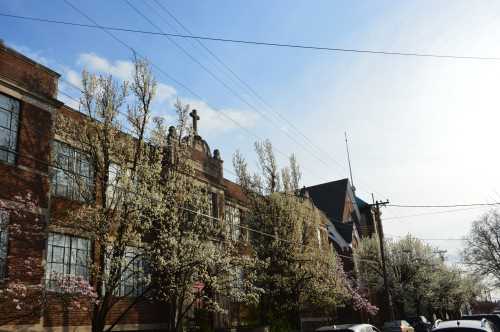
[3,0,500,277]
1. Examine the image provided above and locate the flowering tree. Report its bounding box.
[145,102,261,332]
[355,235,481,318]
[51,57,166,332]
[233,140,377,330]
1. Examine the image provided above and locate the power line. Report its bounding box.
[123,0,351,189]
[61,0,341,186]
[2,12,500,61]
[388,202,500,208]
[0,8,389,200]
[385,234,464,242]
[384,205,491,221]
[150,0,388,201]
[149,1,355,176]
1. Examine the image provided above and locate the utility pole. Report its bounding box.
[372,195,394,321]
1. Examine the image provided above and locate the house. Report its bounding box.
[0,43,249,332]
[303,179,376,266]
[302,179,378,324]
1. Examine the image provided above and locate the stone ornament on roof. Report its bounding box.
[189,109,200,136]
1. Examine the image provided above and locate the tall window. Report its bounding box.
[46,233,90,290]
[0,210,8,279]
[106,162,123,206]
[224,204,241,241]
[52,141,93,201]
[0,93,20,164]
[114,246,146,297]
[210,192,218,218]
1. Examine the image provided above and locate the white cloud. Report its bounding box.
[64,68,83,90]
[77,52,134,80]
[156,83,177,104]
[183,99,259,134]
[76,53,177,106]
[74,53,258,134]
[4,46,257,134]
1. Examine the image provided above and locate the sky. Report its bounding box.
[2,0,500,279]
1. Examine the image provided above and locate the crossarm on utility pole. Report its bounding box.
[372,196,395,321]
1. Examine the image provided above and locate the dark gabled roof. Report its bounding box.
[305,178,349,223]
[355,196,370,210]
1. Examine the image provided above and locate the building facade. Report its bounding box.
[0,43,249,332]
[0,43,378,332]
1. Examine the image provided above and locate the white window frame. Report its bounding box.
[52,140,93,201]
[224,204,241,242]
[45,233,91,290]
[116,246,146,297]
[105,246,146,297]
[0,93,20,164]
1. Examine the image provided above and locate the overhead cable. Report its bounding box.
[2,12,500,61]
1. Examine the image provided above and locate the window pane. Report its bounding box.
[0,93,20,113]
[0,94,19,165]
[0,127,11,148]
[52,246,65,263]
[0,109,10,128]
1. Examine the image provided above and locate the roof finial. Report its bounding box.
[190,109,200,135]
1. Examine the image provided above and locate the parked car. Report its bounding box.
[461,315,500,330]
[432,319,495,332]
[407,316,432,332]
[383,320,415,332]
[316,324,381,332]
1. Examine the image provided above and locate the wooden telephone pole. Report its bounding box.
[372,196,394,321]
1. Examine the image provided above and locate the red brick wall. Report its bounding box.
[0,44,54,327]
[0,44,59,98]
[0,84,53,326]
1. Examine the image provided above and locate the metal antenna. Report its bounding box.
[345,132,355,191]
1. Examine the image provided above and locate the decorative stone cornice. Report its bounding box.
[0,75,62,114]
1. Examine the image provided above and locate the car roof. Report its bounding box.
[461,315,500,324]
[434,320,491,330]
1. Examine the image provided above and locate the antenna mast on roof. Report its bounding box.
[344,132,355,192]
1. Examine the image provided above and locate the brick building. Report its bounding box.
[0,43,249,332]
